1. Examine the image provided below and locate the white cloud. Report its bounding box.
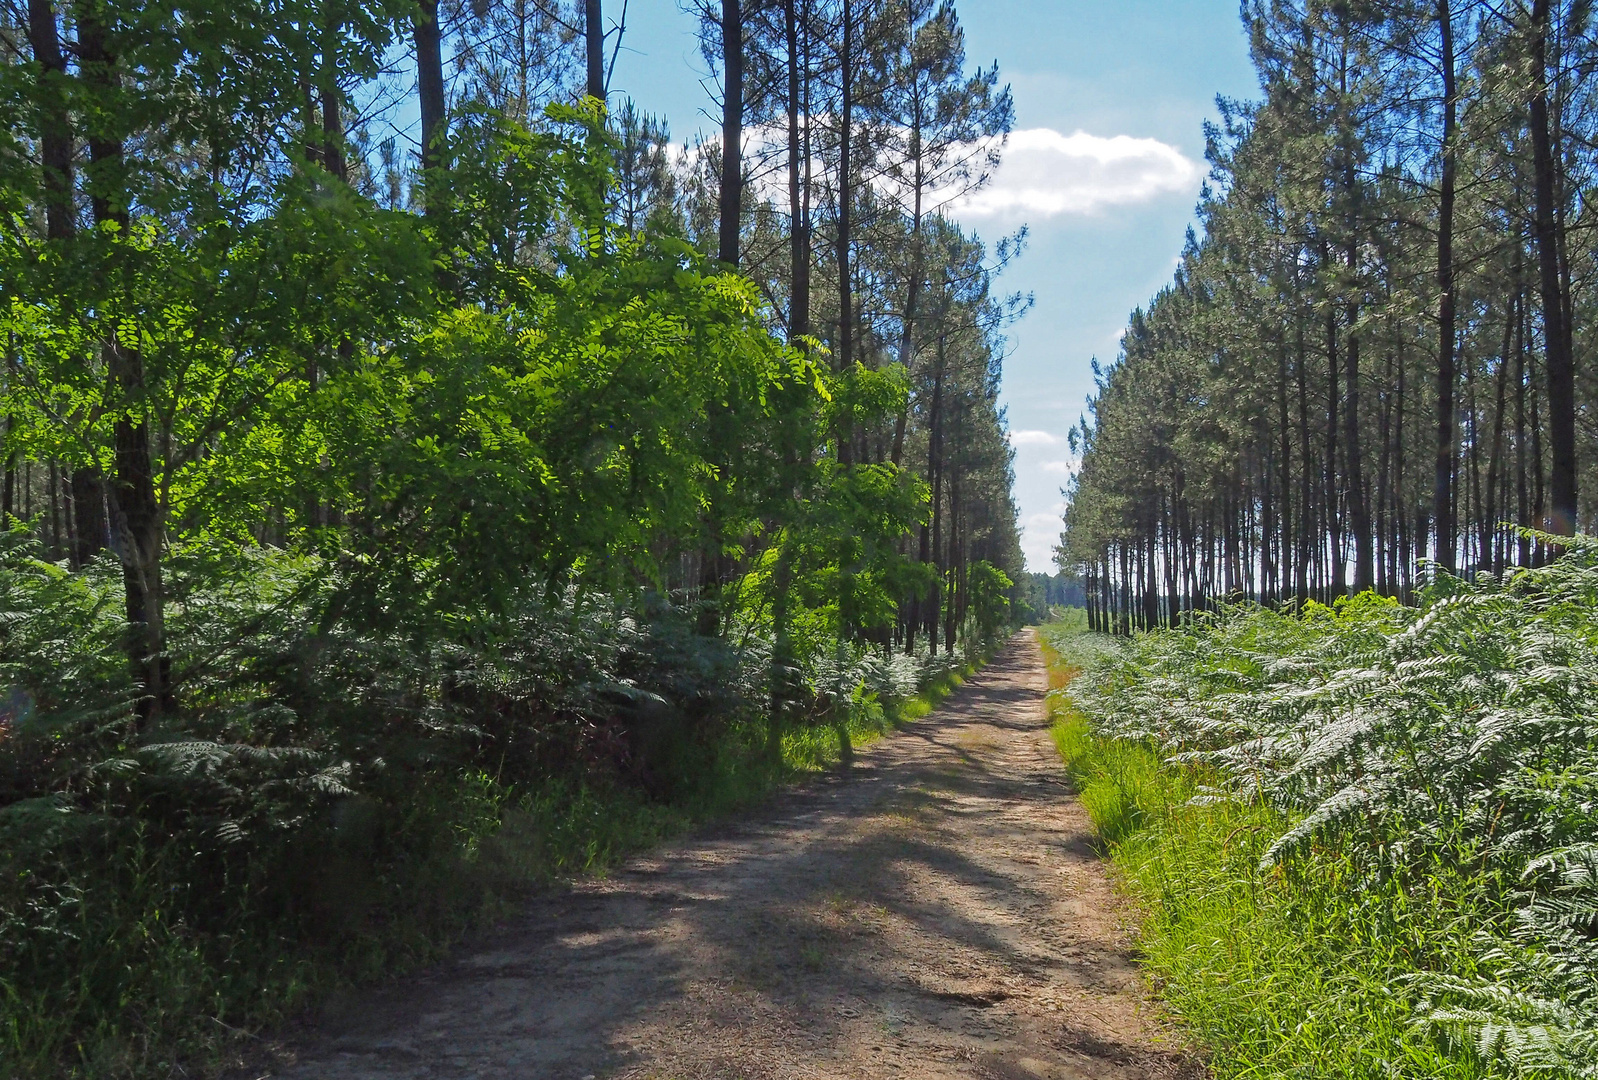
[943,128,1201,220]
[1040,460,1076,475]
[1008,429,1062,447]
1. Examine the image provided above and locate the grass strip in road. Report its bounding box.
[1038,625,1493,1080]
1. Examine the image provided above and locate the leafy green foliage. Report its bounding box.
[0,3,1026,1073]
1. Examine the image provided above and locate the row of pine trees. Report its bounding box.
[1062,0,1598,631]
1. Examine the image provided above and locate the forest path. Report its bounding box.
[268,631,1201,1080]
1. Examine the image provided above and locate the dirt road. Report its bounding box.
[270,631,1201,1080]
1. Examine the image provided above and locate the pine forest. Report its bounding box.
[1050,3,1598,1077]
[1063,0,1598,628]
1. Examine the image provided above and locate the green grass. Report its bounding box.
[1039,626,1496,1080]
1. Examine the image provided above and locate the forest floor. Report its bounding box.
[254,631,1203,1080]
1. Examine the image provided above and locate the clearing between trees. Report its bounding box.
[258,632,1198,1080]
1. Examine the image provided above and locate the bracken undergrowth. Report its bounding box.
[0,537,982,1079]
[1042,545,1598,1079]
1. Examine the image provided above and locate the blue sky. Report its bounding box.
[607,0,1261,571]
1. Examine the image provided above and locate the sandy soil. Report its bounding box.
[262,631,1203,1080]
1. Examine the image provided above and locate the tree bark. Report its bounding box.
[836,0,854,373]
[78,4,169,723]
[30,0,109,567]
[585,0,605,101]
[785,0,809,340]
[1345,282,1372,590]
[1516,272,1530,564]
[415,0,446,217]
[28,0,73,243]
[320,13,346,183]
[890,47,929,467]
[1529,0,1576,535]
[718,0,743,267]
[1434,0,1459,568]
[1324,301,1344,599]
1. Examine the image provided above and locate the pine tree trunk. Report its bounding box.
[415,0,446,217]
[1516,272,1531,565]
[1346,310,1372,590]
[29,0,108,568]
[78,3,169,724]
[926,356,944,649]
[1324,304,1344,599]
[1296,322,1312,601]
[1434,0,1459,568]
[718,0,743,267]
[320,14,346,183]
[785,0,809,340]
[835,0,854,375]
[1530,0,1577,535]
[1486,312,1511,573]
[890,74,928,467]
[585,0,605,100]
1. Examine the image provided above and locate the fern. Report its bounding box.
[1068,552,1598,1078]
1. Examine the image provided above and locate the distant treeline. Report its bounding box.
[1017,571,1084,620]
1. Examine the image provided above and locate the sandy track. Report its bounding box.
[265,631,1202,1080]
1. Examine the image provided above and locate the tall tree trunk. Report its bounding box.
[1337,39,1372,593]
[1377,342,1395,596]
[1345,286,1372,590]
[1295,321,1312,601]
[890,66,928,467]
[719,0,743,267]
[2,411,14,528]
[29,0,108,568]
[1486,309,1512,573]
[585,0,605,100]
[78,4,169,723]
[1395,328,1410,598]
[28,0,73,243]
[785,0,809,340]
[923,349,944,649]
[1532,349,1546,559]
[836,0,854,374]
[415,0,446,217]
[320,14,346,183]
[1466,348,1482,569]
[1275,335,1293,603]
[1324,302,1344,599]
[48,461,61,560]
[1434,0,1459,569]
[1516,272,1531,565]
[1530,0,1577,535]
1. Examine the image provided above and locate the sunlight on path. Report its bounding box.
[264,632,1202,1080]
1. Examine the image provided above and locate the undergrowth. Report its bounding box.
[0,539,990,1079]
[1039,550,1598,1079]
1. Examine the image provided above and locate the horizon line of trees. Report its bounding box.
[1060,0,1598,632]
